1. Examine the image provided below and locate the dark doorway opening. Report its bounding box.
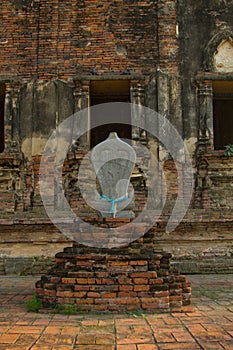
[213,81,233,150]
[90,80,131,148]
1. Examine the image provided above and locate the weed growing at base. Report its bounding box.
[25,294,42,312]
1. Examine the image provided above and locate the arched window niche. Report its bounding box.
[213,38,233,73]
[197,31,233,151]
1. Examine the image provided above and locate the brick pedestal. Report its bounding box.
[36,226,191,313]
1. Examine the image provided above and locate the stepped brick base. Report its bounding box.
[36,228,191,313]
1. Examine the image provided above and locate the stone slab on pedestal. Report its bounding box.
[91,132,136,218]
[36,134,191,312]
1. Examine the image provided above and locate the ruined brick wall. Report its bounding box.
[177,0,233,147]
[0,0,180,80]
[0,0,233,274]
[0,0,161,80]
[177,1,233,208]
[0,1,38,79]
[0,0,176,214]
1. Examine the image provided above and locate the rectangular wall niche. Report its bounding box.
[213,80,233,150]
[90,80,131,148]
[0,83,5,153]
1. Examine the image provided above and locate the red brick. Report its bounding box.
[134,278,148,285]
[118,278,132,284]
[130,261,148,266]
[93,304,108,311]
[73,292,87,298]
[74,285,90,291]
[119,285,133,291]
[87,292,101,298]
[76,299,94,305]
[113,297,140,305]
[44,289,56,297]
[101,293,117,298]
[149,279,163,285]
[118,292,137,297]
[134,285,150,292]
[110,261,129,266]
[154,291,169,297]
[96,278,115,285]
[131,272,157,278]
[56,291,74,298]
[61,278,76,284]
[76,278,95,284]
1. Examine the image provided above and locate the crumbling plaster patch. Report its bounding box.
[214,38,233,72]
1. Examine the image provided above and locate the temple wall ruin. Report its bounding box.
[0,0,233,273]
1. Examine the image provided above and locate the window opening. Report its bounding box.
[213,81,233,150]
[90,80,131,148]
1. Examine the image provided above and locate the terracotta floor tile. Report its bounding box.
[75,334,96,345]
[15,333,39,346]
[60,326,80,335]
[30,346,52,350]
[0,333,20,344]
[44,326,63,335]
[8,326,44,334]
[158,343,201,349]
[117,345,137,350]
[198,341,227,349]
[75,346,114,350]
[137,345,159,349]
[0,275,232,350]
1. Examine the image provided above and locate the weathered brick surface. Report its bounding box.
[36,225,191,312]
[0,0,163,80]
[0,0,233,275]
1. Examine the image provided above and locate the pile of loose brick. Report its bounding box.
[36,225,191,313]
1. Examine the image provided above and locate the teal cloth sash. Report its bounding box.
[101,193,128,214]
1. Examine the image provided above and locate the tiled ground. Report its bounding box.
[0,274,232,349]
